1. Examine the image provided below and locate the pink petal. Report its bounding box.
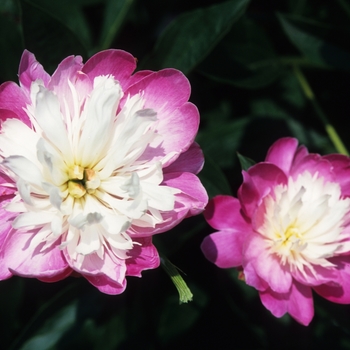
[259,281,314,326]
[85,274,127,295]
[0,172,16,197]
[313,256,350,304]
[18,50,50,91]
[201,229,244,268]
[131,172,208,236]
[164,142,204,175]
[64,249,126,286]
[238,163,287,218]
[48,55,84,113]
[0,205,16,280]
[126,237,160,277]
[290,154,334,182]
[3,230,70,279]
[323,154,350,196]
[0,82,31,125]
[126,69,199,161]
[82,49,137,90]
[265,137,299,175]
[204,195,249,231]
[243,259,269,291]
[243,233,292,293]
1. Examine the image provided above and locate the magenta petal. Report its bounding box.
[131,172,208,236]
[0,82,31,125]
[290,154,333,182]
[244,233,292,293]
[260,281,314,326]
[126,237,160,277]
[164,142,204,175]
[201,229,244,268]
[85,274,127,295]
[126,70,199,157]
[4,231,70,279]
[82,49,137,89]
[18,50,50,91]
[313,256,350,303]
[0,206,15,280]
[239,163,287,218]
[204,195,249,231]
[323,154,350,196]
[265,137,299,175]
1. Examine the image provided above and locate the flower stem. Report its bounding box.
[160,255,193,304]
[293,65,349,156]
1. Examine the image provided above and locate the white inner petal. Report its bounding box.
[0,74,179,266]
[258,171,350,277]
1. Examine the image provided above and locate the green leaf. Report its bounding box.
[20,0,88,73]
[20,302,77,350]
[278,13,350,71]
[196,117,251,169]
[198,18,283,89]
[144,0,250,74]
[237,153,256,171]
[198,155,232,198]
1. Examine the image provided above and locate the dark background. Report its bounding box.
[1,0,350,348]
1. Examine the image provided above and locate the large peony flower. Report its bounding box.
[0,49,207,294]
[201,137,350,325]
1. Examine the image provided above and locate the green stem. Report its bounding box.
[293,65,349,156]
[160,255,193,304]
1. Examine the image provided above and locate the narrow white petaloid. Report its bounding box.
[0,75,178,268]
[257,171,350,277]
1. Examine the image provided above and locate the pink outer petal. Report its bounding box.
[164,142,204,175]
[64,249,126,285]
[323,154,350,197]
[126,69,199,163]
[290,154,334,182]
[85,274,127,295]
[0,82,31,125]
[201,229,245,268]
[259,280,314,326]
[238,163,287,218]
[0,172,16,197]
[204,195,249,231]
[131,172,208,237]
[126,237,160,277]
[48,55,84,104]
[3,231,71,279]
[18,50,50,91]
[0,204,16,280]
[243,233,292,293]
[265,137,299,175]
[313,256,350,303]
[82,49,137,90]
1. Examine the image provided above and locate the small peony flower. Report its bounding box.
[201,137,350,325]
[0,49,208,294]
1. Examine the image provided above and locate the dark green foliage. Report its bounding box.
[1,0,350,349]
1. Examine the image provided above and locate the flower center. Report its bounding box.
[67,166,100,198]
[257,171,350,274]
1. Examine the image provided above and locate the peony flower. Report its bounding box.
[201,137,350,325]
[0,49,208,294]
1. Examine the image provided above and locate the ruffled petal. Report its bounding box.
[259,281,314,326]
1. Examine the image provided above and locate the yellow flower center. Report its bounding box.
[67,166,101,198]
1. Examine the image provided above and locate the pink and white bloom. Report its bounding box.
[201,137,350,325]
[0,49,207,294]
